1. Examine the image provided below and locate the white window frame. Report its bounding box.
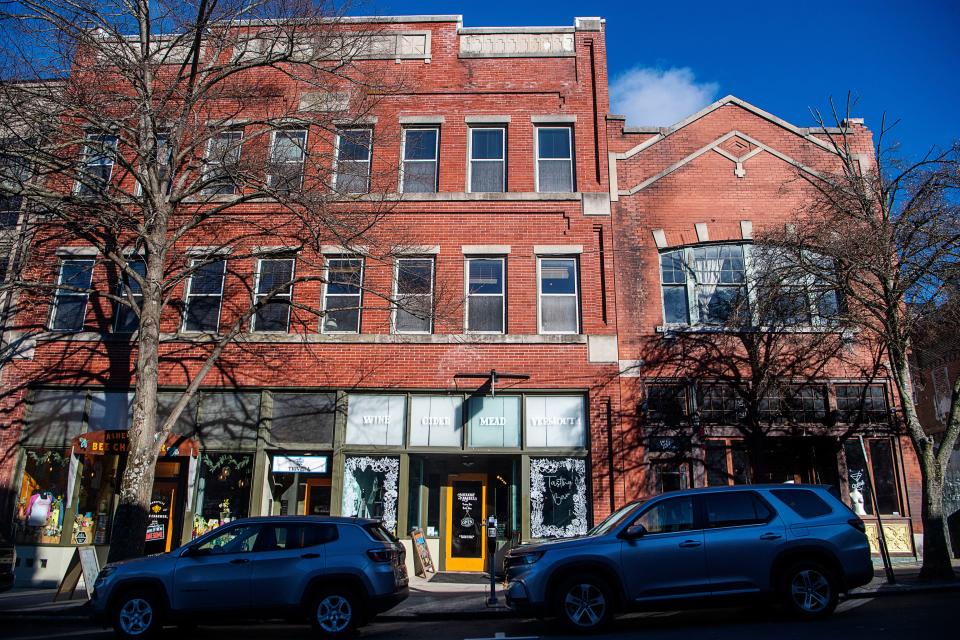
[392,257,434,334]
[467,127,506,193]
[334,128,372,195]
[399,127,439,193]
[537,256,580,335]
[267,129,307,190]
[534,126,574,193]
[321,257,364,334]
[74,133,117,195]
[113,259,146,333]
[251,257,295,333]
[49,258,95,332]
[659,249,691,326]
[464,256,506,334]
[202,130,243,195]
[181,258,226,333]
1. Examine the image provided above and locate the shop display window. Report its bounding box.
[843,438,903,516]
[529,457,588,538]
[409,396,463,447]
[15,449,69,544]
[705,439,753,486]
[88,391,133,430]
[525,396,585,448]
[345,395,405,446]
[466,396,520,448]
[342,456,400,534]
[193,453,253,538]
[75,454,121,545]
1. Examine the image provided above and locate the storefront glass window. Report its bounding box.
[15,449,69,544]
[194,453,253,538]
[269,393,335,446]
[342,456,400,534]
[525,396,585,448]
[345,395,406,446]
[409,396,463,447]
[75,454,121,544]
[843,440,873,516]
[466,396,520,448]
[529,458,588,538]
[843,438,902,516]
[869,439,901,515]
[88,391,133,430]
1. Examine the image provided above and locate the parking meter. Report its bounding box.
[486,515,498,605]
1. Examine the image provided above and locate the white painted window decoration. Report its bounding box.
[342,456,400,534]
[393,257,434,333]
[268,129,307,191]
[322,257,363,333]
[469,127,505,193]
[183,259,226,332]
[75,133,117,195]
[401,128,439,193]
[335,128,372,194]
[203,130,243,195]
[530,458,588,538]
[525,396,586,448]
[50,259,95,331]
[345,394,406,446]
[466,257,505,333]
[114,260,146,333]
[536,127,574,193]
[252,257,295,332]
[538,257,579,334]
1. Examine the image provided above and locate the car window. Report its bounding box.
[363,523,397,543]
[771,489,833,519]
[303,523,338,547]
[255,523,339,552]
[705,492,773,528]
[197,524,260,554]
[633,497,695,534]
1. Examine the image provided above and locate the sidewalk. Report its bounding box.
[1,564,958,622]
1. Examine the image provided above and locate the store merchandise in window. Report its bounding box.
[74,454,121,544]
[193,453,252,538]
[342,456,399,534]
[529,458,588,538]
[15,450,69,544]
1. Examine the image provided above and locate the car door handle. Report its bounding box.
[229,558,250,564]
[760,532,783,540]
[301,553,321,559]
[678,540,702,548]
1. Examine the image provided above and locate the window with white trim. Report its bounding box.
[466,257,505,333]
[393,257,433,334]
[50,259,94,331]
[322,258,363,333]
[268,129,307,191]
[183,259,226,332]
[538,257,579,334]
[114,260,146,333]
[253,257,295,332]
[401,128,438,193]
[469,128,505,193]
[536,127,574,193]
[203,131,243,195]
[335,129,372,194]
[75,134,117,195]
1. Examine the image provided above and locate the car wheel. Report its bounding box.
[554,575,614,633]
[310,589,360,637]
[112,589,163,638]
[780,561,839,619]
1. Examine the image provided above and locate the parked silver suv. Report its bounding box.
[505,485,873,632]
[91,516,408,638]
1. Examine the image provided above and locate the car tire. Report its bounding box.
[779,560,839,619]
[309,588,361,637]
[111,589,164,638]
[554,575,614,633]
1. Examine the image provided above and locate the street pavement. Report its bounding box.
[0,591,954,639]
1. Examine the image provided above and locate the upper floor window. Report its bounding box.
[183,259,226,332]
[836,385,889,424]
[0,194,21,229]
[135,134,171,197]
[538,257,579,334]
[268,130,307,191]
[699,384,740,423]
[468,128,505,193]
[466,257,505,333]
[1,150,29,227]
[253,257,295,332]
[536,127,574,193]
[50,259,94,331]
[400,128,439,193]
[644,383,688,426]
[114,260,146,333]
[758,385,828,423]
[753,247,841,326]
[335,129,372,195]
[393,257,434,334]
[203,131,243,195]
[75,134,117,195]
[322,258,363,333]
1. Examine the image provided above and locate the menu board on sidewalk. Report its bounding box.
[409,527,435,577]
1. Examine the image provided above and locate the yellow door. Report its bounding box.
[444,474,487,572]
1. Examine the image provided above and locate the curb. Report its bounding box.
[845,581,960,599]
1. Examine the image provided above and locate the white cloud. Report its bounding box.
[610,66,719,127]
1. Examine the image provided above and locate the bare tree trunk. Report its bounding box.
[919,453,954,580]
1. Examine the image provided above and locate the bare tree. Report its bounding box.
[771,96,960,579]
[0,0,442,561]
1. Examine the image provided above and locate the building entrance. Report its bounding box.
[445,473,487,572]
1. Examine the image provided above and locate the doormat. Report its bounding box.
[429,572,491,584]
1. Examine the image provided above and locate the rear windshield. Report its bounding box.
[364,523,398,543]
[771,489,833,519]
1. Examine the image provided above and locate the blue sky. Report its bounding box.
[373,0,960,161]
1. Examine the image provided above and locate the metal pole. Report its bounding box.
[859,436,896,584]
[487,515,498,605]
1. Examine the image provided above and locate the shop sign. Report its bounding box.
[525,396,585,448]
[467,396,520,447]
[71,431,199,457]
[410,396,463,447]
[345,395,406,446]
[271,455,329,474]
[145,497,169,542]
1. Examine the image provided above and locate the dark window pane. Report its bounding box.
[660,251,686,285]
[404,129,438,161]
[254,301,290,332]
[705,442,729,486]
[196,393,261,448]
[663,286,688,324]
[184,296,221,332]
[51,296,87,331]
[771,489,832,519]
[646,384,687,425]
[60,260,94,289]
[195,453,253,536]
[634,497,694,534]
[468,295,503,332]
[470,129,504,160]
[869,439,901,514]
[468,259,503,294]
[338,129,371,161]
[190,261,225,295]
[270,393,336,445]
[537,128,571,159]
[397,259,432,294]
[326,260,362,294]
[705,492,771,528]
[257,259,294,295]
[540,259,576,294]
[323,296,360,332]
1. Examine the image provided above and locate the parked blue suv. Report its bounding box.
[505,485,873,632]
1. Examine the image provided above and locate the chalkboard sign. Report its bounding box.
[54,546,101,601]
[409,527,435,577]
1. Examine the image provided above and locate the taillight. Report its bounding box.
[367,548,394,563]
[848,518,866,533]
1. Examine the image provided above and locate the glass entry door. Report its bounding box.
[444,473,487,572]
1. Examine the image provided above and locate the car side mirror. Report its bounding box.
[624,524,647,540]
